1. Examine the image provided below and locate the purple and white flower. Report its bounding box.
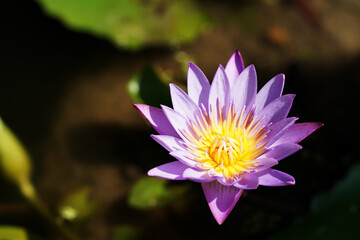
[135,50,322,224]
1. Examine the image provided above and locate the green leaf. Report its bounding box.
[0,118,32,188]
[271,163,360,240]
[0,226,28,240]
[35,0,210,50]
[127,67,171,107]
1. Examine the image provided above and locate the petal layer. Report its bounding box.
[148,161,188,180]
[263,143,302,161]
[151,135,186,152]
[265,117,298,147]
[169,150,198,168]
[253,158,279,172]
[170,83,199,120]
[161,105,191,139]
[148,161,212,182]
[255,94,295,128]
[202,181,244,224]
[234,174,259,189]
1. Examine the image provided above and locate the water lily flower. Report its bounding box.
[134,50,322,224]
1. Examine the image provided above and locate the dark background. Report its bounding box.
[0,0,359,239]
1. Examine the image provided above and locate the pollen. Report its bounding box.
[181,104,269,180]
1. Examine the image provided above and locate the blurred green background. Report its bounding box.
[0,0,359,239]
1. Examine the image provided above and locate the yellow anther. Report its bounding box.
[184,104,268,180]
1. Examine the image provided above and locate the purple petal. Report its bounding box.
[255,94,295,128]
[255,74,285,114]
[134,104,178,137]
[273,122,323,146]
[224,50,245,86]
[253,158,278,172]
[262,143,302,161]
[151,135,186,152]
[231,64,257,113]
[187,63,211,107]
[202,181,244,224]
[148,161,189,180]
[148,161,213,182]
[233,174,259,189]
[216,176,241,187]
[182,167,214,182]
[170,83,200,120]
[161,105,191,139]
[169,150,199,168]
[256,169,295,186]
[264,117,298,147]
[208,65,231,118]
[213,159,277,186]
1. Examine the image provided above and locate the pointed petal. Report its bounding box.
[255,74,285,114]
[134,104,178,136]
[202,181,243,224]
[264,117,298,147]
[224,50,245,86]
[231,64,257,112]
[151,135,186,152]
[255,94,295,128]
[263,143,302,161]
[273,122,323,146]
[170,83,200,120]
[187,63,211,107]
[169,150,198,168]
[256,169,295,186]
[148,161,213,182]
[208,65,231,118]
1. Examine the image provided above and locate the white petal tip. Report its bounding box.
[214,215,226,225]
[147,169,156,176]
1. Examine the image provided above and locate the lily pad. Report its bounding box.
[35,0,210,50]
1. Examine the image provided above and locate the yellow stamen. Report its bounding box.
[183,104,269,180]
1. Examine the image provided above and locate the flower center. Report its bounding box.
[204,133,260,179]
[181,104,268,180]
[208,136,240,166]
